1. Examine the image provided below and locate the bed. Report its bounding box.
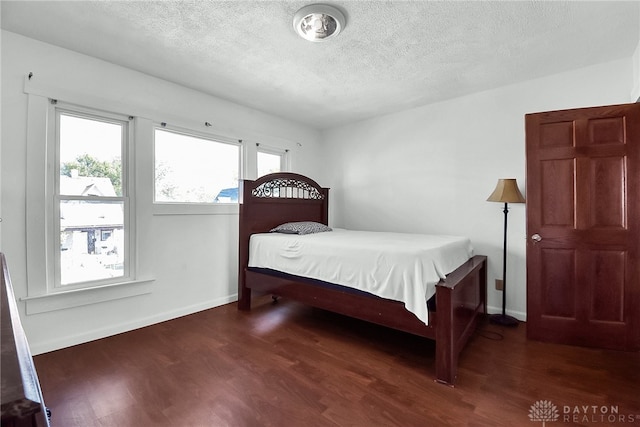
[238,172,487,386]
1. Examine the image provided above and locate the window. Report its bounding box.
[154,128,241,203]
[24,93,150,314]
[55,108,131,288]
[257,145,288,177]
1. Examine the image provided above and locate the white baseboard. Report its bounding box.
[486,304,527,322]
[30,294,238,355]
[31,297,523,355]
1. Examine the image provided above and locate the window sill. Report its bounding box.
[21,279,154,315]
[152,203,239,216]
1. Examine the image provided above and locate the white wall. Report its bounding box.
[1,31,322,354]
[318,58,635,320]
[633,39,640,101]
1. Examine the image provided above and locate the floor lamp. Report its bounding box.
[487,178,525,327]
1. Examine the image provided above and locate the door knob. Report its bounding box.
[531,233,542,242]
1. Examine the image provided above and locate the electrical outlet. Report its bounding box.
[495,279,504,291]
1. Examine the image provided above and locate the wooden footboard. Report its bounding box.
[434,255,487,385]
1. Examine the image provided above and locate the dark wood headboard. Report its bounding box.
[237,172,329,308]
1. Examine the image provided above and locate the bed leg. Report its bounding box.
[238,287,252,311]
[435,287,456,386]
[434,343,456,386]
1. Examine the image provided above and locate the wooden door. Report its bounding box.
[526,103,640,351]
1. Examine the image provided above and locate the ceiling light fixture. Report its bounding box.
[293,4,346,42]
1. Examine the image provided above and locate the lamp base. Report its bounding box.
[489,313,519,327]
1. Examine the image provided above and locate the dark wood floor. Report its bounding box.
[34,295,640,427]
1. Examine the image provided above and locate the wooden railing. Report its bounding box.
[1,253,50,427]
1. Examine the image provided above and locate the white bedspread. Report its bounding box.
[248,228,473,325]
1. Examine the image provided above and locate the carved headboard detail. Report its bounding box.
[249,173,326,200]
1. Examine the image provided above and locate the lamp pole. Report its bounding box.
[501,202,509,317]
[491,201,518,326]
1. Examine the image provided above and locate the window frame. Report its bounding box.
[152,124,243,206]
[23,95,151,315]
[53,106,132,289]
[256,144,289,177]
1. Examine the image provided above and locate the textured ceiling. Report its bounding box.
[2,1,639,129]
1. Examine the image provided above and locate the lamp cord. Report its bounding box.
[477,328,504,341]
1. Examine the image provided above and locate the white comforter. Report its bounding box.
[248,228,474,325]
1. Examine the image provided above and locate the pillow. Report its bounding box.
[270,221,332,235]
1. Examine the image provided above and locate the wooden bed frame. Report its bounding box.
[238,172,487,386]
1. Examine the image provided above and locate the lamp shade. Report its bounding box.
[487,179,525,203]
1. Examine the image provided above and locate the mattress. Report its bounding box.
[248,228,474,325]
